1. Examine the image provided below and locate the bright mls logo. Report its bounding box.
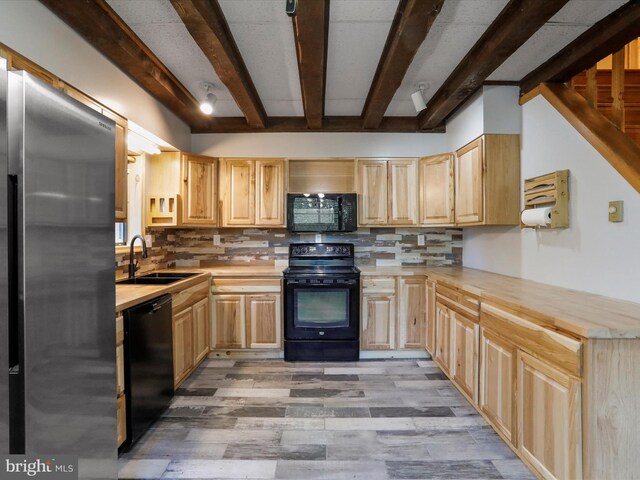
[0,456,77,480]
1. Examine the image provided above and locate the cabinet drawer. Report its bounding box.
[172,280,209,313]
[117,394,126,447]
[362,277,395,295]
[211,278,281,294]
[436,283,479,320]
[481,302,582,377]
[116,314,124,345]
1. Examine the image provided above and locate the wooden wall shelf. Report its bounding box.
[521,169,569,229]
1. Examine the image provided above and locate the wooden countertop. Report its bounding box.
[116,265,640,339]
[116,272,210,312]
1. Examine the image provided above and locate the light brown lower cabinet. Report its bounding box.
[246,294,282,349]
[452,311,478,402]
[116,395,126,447]
[361,294,396,350]
[116,314,126,447]
[210,278,282,351]
[479,327,516,444]
[397,277,425,349]
[434,304,452,374]
[193,297,211,364]
[425,280,436,355]
[173,307,195,387]
[517,351,582,480]
[172,280,211,389]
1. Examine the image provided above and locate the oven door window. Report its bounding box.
[293,288,350,328]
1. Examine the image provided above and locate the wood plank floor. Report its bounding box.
[118,359,535,479]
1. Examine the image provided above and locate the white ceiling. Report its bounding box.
[387,0,510,116]
[325,0,399,116]
[488,0,628,81]
[107,0,625,121]
[106,0,243,116]
[218,0,303,116]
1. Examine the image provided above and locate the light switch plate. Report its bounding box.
[417,234,425,246]
[213,234,221,246]
[608,201,623,222]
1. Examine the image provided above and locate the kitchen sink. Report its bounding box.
[117,277,182,285]
[139,272,199,279]
[117,272,199,286]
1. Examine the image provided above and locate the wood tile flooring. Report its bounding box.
[118,359,535,480]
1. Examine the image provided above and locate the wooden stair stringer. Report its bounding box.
[536,82,640,194]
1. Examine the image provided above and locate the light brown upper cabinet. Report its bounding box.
[255,159,285,226]
[454,134,520,226]
[219,158,285,227]
[357,160,387,225]
[357,158,418,226]
[182,154,217,226]
[419,154,454,225]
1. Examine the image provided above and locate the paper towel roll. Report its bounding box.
[521,207,552,227]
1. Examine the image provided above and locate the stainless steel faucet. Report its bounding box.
[128,234,149,279]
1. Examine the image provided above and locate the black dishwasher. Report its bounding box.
[123,294,173,448]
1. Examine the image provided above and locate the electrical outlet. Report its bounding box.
[213,234,221,246]
[608,201,623,222]
[417,234,425,246]
[315,234,322,243]
[144,235,152,247]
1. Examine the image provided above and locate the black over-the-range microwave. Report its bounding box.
[287,193,357,233]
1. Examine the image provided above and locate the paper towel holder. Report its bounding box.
[521,169,569,229]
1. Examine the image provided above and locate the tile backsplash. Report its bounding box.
[116,227,462,276]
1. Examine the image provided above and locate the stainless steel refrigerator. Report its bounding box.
[1,62,117,478]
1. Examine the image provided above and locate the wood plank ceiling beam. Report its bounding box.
[520,1,640,96]
[362,0,444,129]
[418,0,571,130]
[38,0,203,127]
[191,116,440,134]
[292,0,330,129]
[170,0,267,128]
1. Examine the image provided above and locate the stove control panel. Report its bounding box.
[289,243,354,259]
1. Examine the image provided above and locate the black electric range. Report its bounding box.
[283,243,360,361]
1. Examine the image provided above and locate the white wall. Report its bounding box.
[463,95,640,303]
[191,132,448,158]
[0,1,190,151]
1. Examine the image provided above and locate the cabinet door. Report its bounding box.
[479,328,516,444]
[255,159,285,226]
[420,154,454,225]
[102,109,127,220]
[455,137,484,224]
[425,280,436,355]
[173,307,194,386]
[192,297,210,365]
[361,295,395,350]
[221,159,255,226]
[517,351,582,480]
[246,294,282,349]
[452,311,478,401]
[388,159,418,225]
[357,160,388,225]
[435,304,452,374]
[211,295,245,349]
[397,277,425,349]
[117,394,126,447]
[182,154,217,226]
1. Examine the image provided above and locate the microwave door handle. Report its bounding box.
[337,196,344,230]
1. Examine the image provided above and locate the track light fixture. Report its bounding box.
[199,82,217,115]
[411,82,429,113]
